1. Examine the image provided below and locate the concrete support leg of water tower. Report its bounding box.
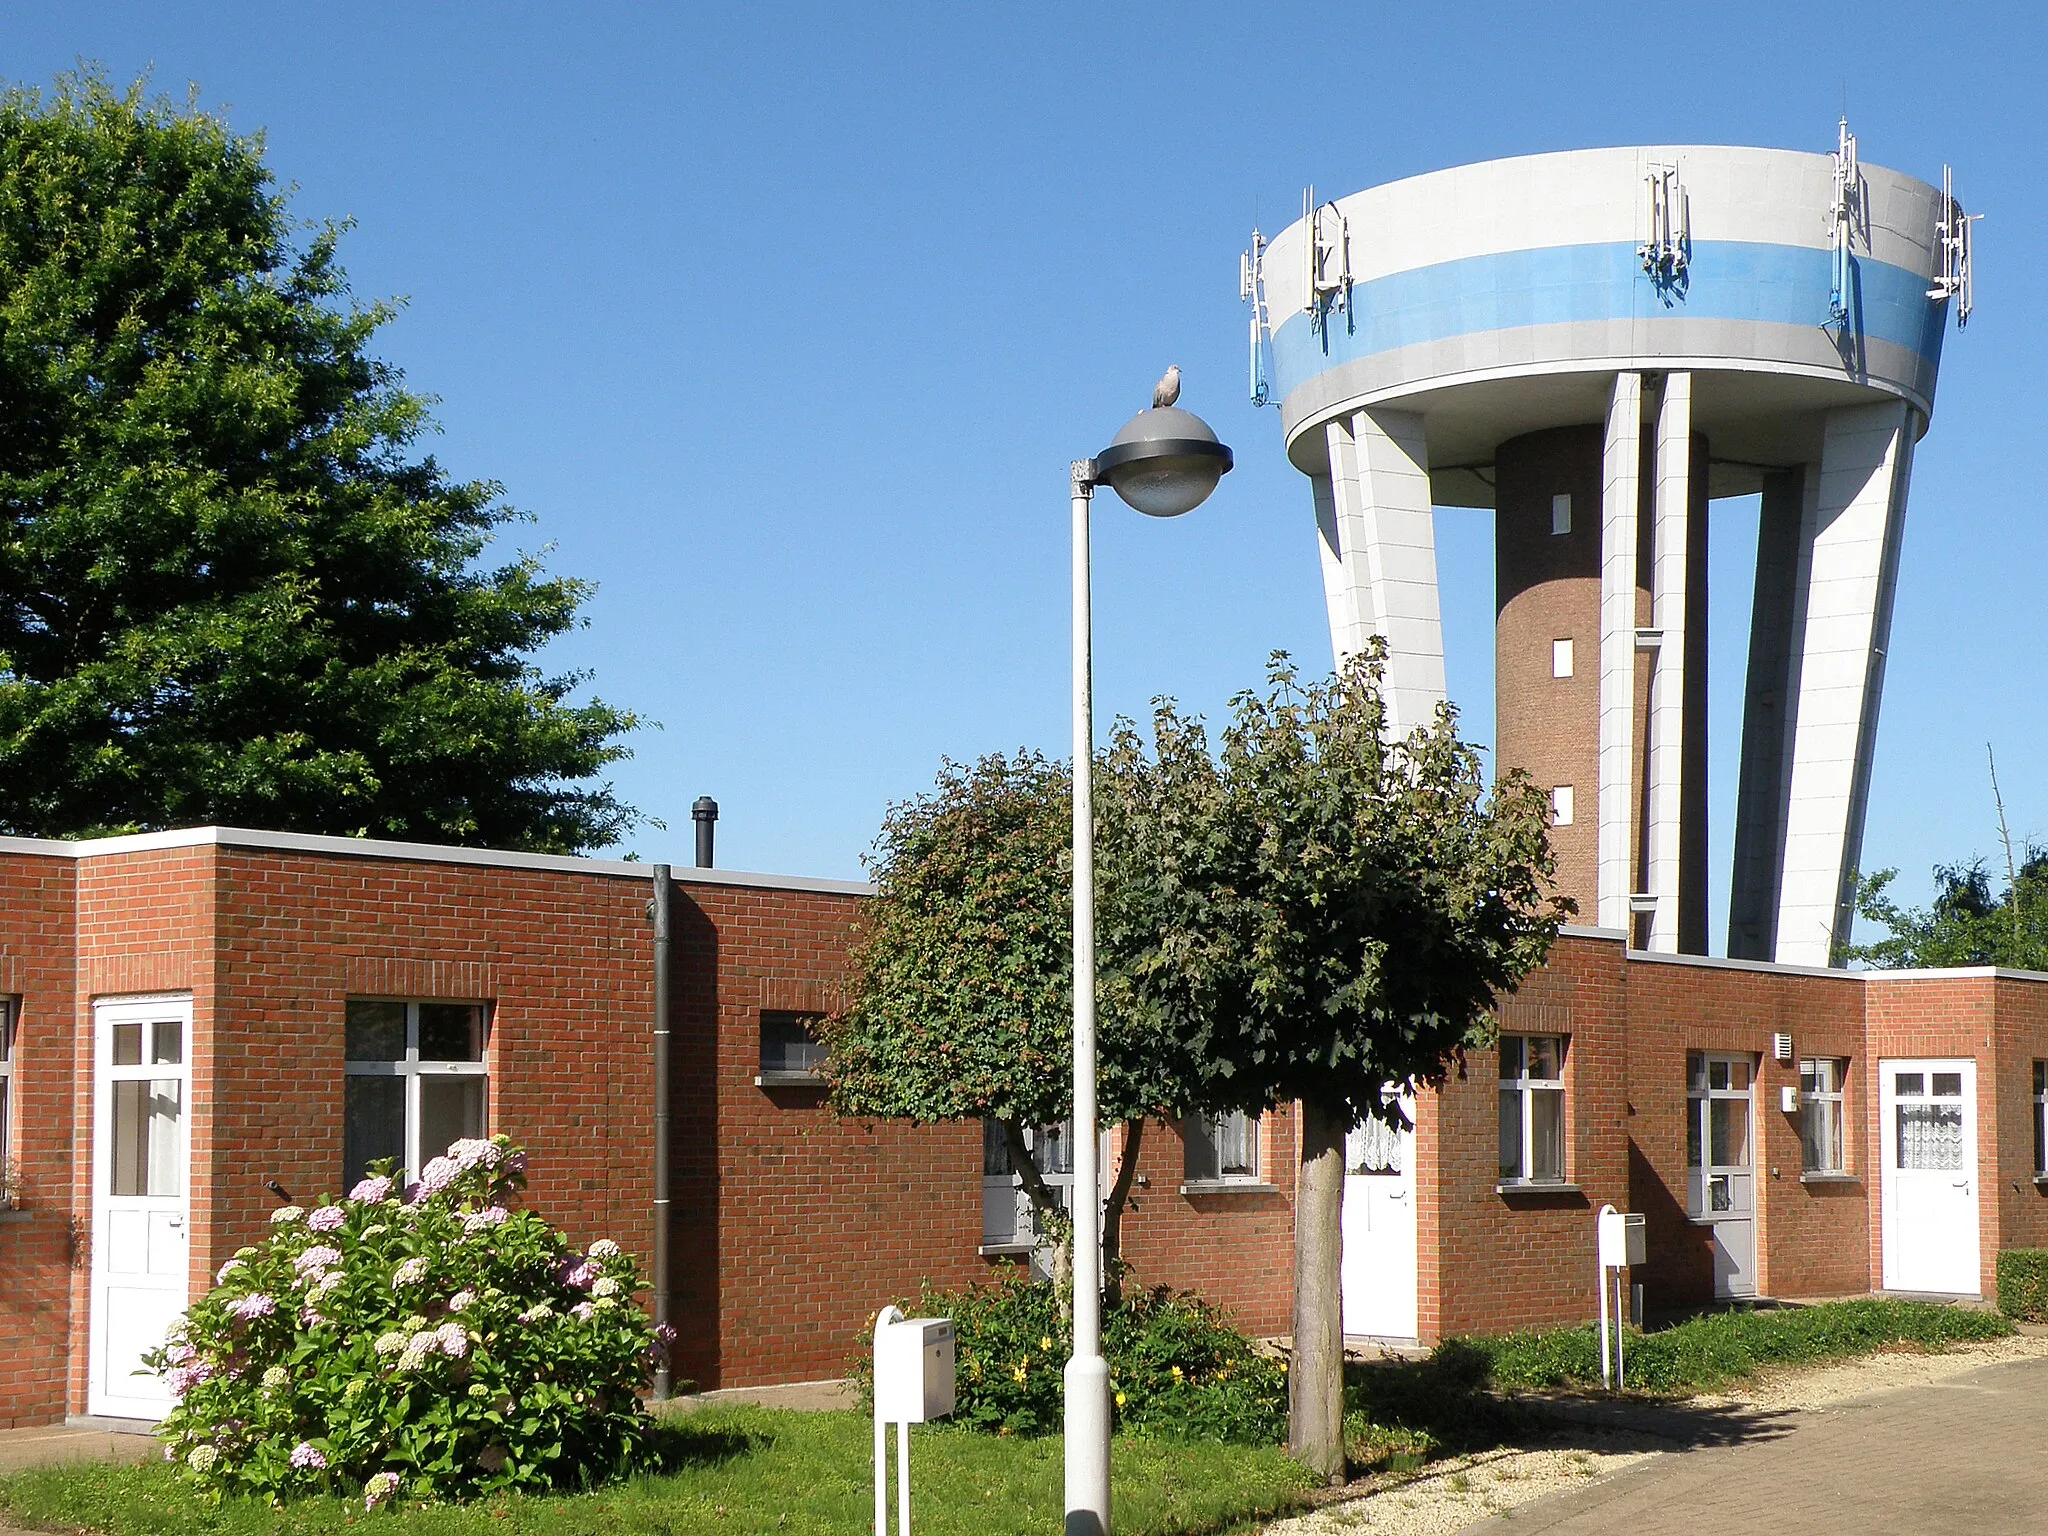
[1597,372,1644,933]
[1727,467,1811,961]
[1315,407,1445,737]
[1771,400,1916,967]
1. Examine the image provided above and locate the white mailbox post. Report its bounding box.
[1595,1205,1646,1390]
[872,1305,956,1536]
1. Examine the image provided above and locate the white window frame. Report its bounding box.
[1686,1050,1756,1215]
[1499,1034,1568,1185]
[1800,1057,1848,1176]
[757,1009,828,1086]
[0,998,17,1205]
[1183,1110,1264,1190]
[2034,1061,2047,1177]
[344,999,490,1182]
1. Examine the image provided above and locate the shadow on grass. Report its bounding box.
[1342,1337,1800,1479]
[640,1420,772,1474]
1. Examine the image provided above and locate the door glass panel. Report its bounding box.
[111,1023,143,1066]
[1897,1102,1964,1171]
[419,1004,486,1062]
[1709,1059,1729,1091]
[1687,1052,1706,1091]
[1525,1037,1561,1080]
[1530,1088,1564,1181]
[419,1076,486,1163]
[1686,1102,1703,1168]
[1033,1122,1074,1176]
[1709,1173,1734,1211]
[150,1020,182,1065]
[110,1079,181,1197]
[345,1001,407,1062]
[344,1075,405,1184]
[1710,1098,1750,1167]
[1895,1071,1925,1096]
[982,1118,1012,1177]
[1932,1071,1963,1098]
[1499,1090,1524,1179]
[1350,1116,1404,1175]
[1499,1037,1525,1079]
[1726,1059,1751,1091]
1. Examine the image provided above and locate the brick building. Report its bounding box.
[3,826,2045,1431]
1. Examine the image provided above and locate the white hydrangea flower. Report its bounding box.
[591,1276,620,1298]
[269,1205,305,1225]
[261,1365,288,1390]
[587,1238,622,1262]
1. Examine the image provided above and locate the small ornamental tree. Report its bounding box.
[1116,650,1567,1480]
[145,1136,675,1507]
[819,752,1194,1282]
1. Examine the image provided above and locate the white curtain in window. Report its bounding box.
[1348,1116,1404,1175]
[1897,1103,1964,1171]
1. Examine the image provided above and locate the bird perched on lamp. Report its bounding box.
[1152,364,1181,409]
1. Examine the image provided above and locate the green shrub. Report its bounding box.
[1461,1298,2010,1394]
[855,1271,1287,1443]
[1998,1249,2048,1321]
[145,1137,675,1507]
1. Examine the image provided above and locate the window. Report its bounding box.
[1498,1035,1566,1183]
[1687,1052,1754,1211]
[982,1120,1074,1253]
[758,1011,828,1084]
[0,999,13,1174]
[1551,785,1575,827]
[1800,1057,1847,1174]
[1551,494,1571,535]
[1185,1111,1261,1185]
[344,1000,489,1186]
[1552,638,1574,678]
[2035,1062,2047,1176]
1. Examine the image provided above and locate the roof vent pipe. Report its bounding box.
[692,796,718,868]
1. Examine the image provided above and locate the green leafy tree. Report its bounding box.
[819,751,1193,1283]
[0,72,639,850]
[1112,650,1567,1480]
[1846,852,2048,970]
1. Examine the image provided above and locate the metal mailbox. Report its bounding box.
[1597,1208,1646,1269]
[875,1315,955,1424]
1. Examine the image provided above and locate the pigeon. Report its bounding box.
[1152,364,1181,409]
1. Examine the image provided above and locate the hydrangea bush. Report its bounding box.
[145,1136,677,1507]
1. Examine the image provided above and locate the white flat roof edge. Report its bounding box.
[1624,948,2048,987]
[0,826,875,897]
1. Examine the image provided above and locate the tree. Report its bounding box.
[0,73,640,851]
[820,751,1191,1284]
[1846,854,2048,970]
[1114,650,1566,1479]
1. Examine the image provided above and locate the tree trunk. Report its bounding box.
[1290,1094,1347,1482]
[1002,1120,1071,1298]
[1101,1118,1146,1305]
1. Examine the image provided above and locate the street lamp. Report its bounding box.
[1066,399,1231,1536]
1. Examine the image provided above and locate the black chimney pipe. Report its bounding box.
[692,796,719,868]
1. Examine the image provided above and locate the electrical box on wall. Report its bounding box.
[1781,1085,1801,1113]
[874,1316,956,1423]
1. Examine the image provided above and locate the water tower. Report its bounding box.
[1243,129,1975,965]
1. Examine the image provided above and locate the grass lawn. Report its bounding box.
[0,1407,1315,1536]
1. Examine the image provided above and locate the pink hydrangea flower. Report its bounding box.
[571,1301,597,1322]
[401,1181,424,1205]
[505,1149,528,1175]
[214,1259,245,1285]
[364,1471,400,1510]
[435,1322,469,1358]
[448,1138,502,1172]
[293,1245,343,1275]
[462,1206,510,1234]
[349,1175,394,1204]
[417,1156,460,1196]
[289,1442,328,1470]
[391,1258,428,1288]
[300,1305,327,1328]
[228,1294,276,1321]
[306,1205,347,1233]
[654,1322,679,1347]
[448,1289,476,1313]
[165,1342,196,1366]
[558,1260,596,1290]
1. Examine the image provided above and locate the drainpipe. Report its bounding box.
[692,797,718,869]
[649,863,674,1400]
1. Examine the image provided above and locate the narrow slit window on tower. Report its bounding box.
[1551,785,1575,827]
[1552,638,1574,678]
[1551,494,1571,535]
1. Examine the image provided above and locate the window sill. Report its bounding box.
[977,1241,1034,1258]
[1180,1180,1280,1196]
[1799,1172,1860,1186]
[1496,1181,1582,1196]
[754,1071,826,1089]
[2032,1174,2048,1188]
[0,1209,31,1225]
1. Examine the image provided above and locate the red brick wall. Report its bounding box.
[0,853,77,1428]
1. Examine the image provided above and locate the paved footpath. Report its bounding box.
[1466,1354,2048,1534]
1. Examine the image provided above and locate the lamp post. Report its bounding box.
[1067,401,1231,1536]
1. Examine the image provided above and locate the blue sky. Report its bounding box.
[9,4,2044,946]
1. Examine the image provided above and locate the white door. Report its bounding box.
[1686,1053,1756,1297]
[89,996,193,1420]
[1881,1060,1980,1295]
[1342,1102,1417,1340]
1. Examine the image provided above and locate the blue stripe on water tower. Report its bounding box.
[1269,240,1947,408]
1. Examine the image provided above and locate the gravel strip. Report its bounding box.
[1265,1329,2048,1534]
